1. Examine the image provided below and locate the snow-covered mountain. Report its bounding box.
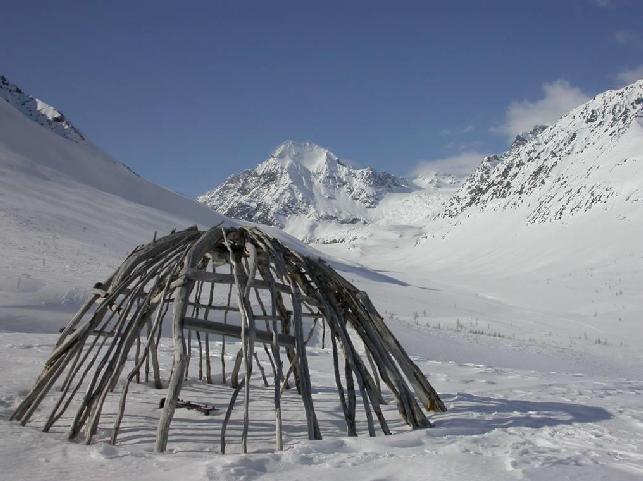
[199,81,643,252]
[441,81,643,223]
[198,140,465,244]
[0,75,86,143]
[198,140,411,226]
[0,75,227,328]
[375,80,643,366]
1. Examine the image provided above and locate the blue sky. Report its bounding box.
[1,0,642,197]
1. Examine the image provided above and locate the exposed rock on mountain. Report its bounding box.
[198,140,412,228]
[441,81,643,223]
[0,75,85,142]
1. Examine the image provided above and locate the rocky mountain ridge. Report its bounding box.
[198,140,416,227]
[199,80,643,247]
[0,75,85,143]
[441,80,643,223]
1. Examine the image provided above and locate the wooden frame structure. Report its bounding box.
[11,225,446,453]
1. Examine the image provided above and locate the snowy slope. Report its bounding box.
[0,78,377,332]
[0,77,227,329]
[194,80,643,364]
[320,80,643,366]
[1,75,86,142]
[199,140,410,226]
[198,140,465,244]
[442,81,643,222]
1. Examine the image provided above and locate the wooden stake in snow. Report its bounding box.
[10,225,446,454]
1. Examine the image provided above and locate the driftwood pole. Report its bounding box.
[203,267,215,384]
[156,227,223,452]
[255,257,284,451]
[290,281,321,440]
[231,238,258,453]
[220,265,234,385]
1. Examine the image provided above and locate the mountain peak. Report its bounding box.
[271,140,341,172]
[0,75,85,143]
[198,141,411,229]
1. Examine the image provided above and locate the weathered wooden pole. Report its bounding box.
[155,227,222,452]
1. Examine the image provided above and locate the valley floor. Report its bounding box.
[1,277,642,481]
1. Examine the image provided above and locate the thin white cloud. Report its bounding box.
[613,30,642,47]
[413,151,486,177]
[439,124,475,136]
[493,80,589,140]
[591,0,612,7]
[614,65,643,85]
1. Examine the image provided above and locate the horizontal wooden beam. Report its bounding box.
[183,317,295,347]
[186,271,292,294]
[187,302,321,320]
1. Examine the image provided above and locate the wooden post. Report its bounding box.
[231,348,243,388]
[196,331,203,380]
[155,226,223,453]
[256,259,284,451]
[185,329,192,380]
[205,333,212,384]
[144,321,151,383]
[220,378,244,454]
[135,336,141,384]
[254,352,269,387]
[224,235,259,454]
[221,265,234,385]
[203,265,216,385]
[344,357,357,436]
[290,282,322,440]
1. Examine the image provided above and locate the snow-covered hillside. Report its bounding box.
[199,140,410,226]
[0,75,86,143]
[442,81,643,223]
[198,140,465,244]
[0,76,227,329]
[194,80,643,364]
[322,80,643,367]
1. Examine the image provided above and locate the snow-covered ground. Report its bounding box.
[2,253,642,480]
[2,306,642,480]
[1,77,643,480]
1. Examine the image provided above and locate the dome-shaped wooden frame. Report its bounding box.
[11,225,445,453]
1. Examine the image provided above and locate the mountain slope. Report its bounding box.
[0,77,227,328]
[199,140,465,244]
[304,80,643,368]
[0,75,85,142]
[442,80,643,223]
[198,140,411,226]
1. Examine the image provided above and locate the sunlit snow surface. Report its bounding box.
[2,325,642,480]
